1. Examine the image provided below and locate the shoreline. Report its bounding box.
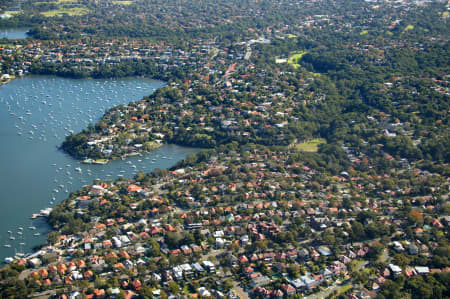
[0,74,16,86]
[1,140,182,265]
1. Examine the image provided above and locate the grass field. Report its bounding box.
[4,11,22,15]
[41,7,89,17]
[403,24,414,32]
[295,138,326,152]
[112,0,134,5]
[287,51,307,69]
[34,0,79,3]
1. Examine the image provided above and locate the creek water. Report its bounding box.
[0,28,29,39]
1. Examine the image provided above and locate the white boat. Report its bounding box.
[4,257,13,263]
[4,244,11,248]
[33,232,40,236]
[75,167,82,172]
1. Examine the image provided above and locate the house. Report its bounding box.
[215,237,225,248]
[281,284,296,296]
[272,289,284,298]
[202,260,216,273]
[93,289,106,298]
[415,266,430,275]
[298,248,310,260]
[251,275,271,288]
[69,291,81,299]
[172,266,183,280]
[409,243,419,255]
[123,290,137,299]
[181,245,192,255]
[39,268,48,278]
[320,268,333,278]
[29,258,42,268]
[388,264,402,275]
[192,263,205,273]
[238,255,249,264]
[318,246,332,256]
[132,280,142,291]
[243,266,254,277]
[180,263,194,277]
[404,267,416,277]
[72,271,83,280]
[355,289,373,299]
[392,241,404,252]
[198,287,212,297]
[301,273,320,290]
[339,255,352,264]
[240,235,250,245]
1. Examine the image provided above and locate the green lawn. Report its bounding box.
[295,138,326,152]
[112,0,134,5]
[33,0,78,5]
[41,7,89,17]
[287,51,307,69]
[4,11,22,15]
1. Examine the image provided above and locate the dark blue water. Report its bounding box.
[0,76,198,261]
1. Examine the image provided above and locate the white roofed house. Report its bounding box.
[415,266,430,275]
[192,262,205,273]
[180,263,193,277]
[172,266,183,280]
[72,271,83,280]
[202,260,216,273]
[388,264,402,275]
[198,287,212,297]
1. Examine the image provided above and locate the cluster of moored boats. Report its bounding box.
[0,78,167,263]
